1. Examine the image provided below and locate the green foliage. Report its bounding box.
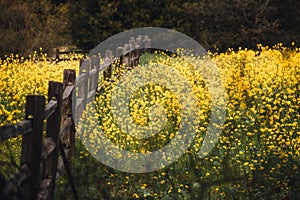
[54,48,300,199]
[0,0,70,57]
[66,0,300,51]
[1,0,299,55]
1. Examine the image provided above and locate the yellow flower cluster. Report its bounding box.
[80,52,209,155]
[0,52,79,165]
[83,45,299,198]
[1,45,299,199]
[214,45,300,160]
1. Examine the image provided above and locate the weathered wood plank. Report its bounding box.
[89,67,98,94]
[104,50,113,65]
[37,178,52,200]
[89,68,97,76]
[87,90,96,103]
[75,59,90,124]
[41,137,56,161]
[116,47,124,65]
[75,97,84,125]
[104,50,113,78]
[44,100,58,119]
[3,164,30,197]
[42,81,63,200]
[59,117,72,137]
[0,120,32,142]
[20,95,45,200]
[56,158,64,176]
[63,69,76,91]
[59,140,79,200]
[75,73,86,85]
[91,56,101,97]
[62,69,76,158]
[63,85,74,100]
[144,35,151,49]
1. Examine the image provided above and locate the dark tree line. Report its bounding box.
[0,0,70,57]
[0,0,299,56]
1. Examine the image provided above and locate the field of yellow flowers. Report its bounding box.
[1,46,300,199]
[0,52,79,173]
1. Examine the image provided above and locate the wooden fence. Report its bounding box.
[0,34,248,199]
[0,69,77,200]
[55,49,84,63]
[0,35,152,199]
[73,35,151,125]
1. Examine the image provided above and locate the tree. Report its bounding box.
[66,0,300,52]
[67,0,190,52]
[0,0,70,57]
[1,0,299,55]
[182,0,283,50]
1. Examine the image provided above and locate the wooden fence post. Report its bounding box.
[43,81,63,199]
[129,38,137,66]
[62,69,76,158]
[20,95,45,200]
[144,35,151,53]
[78,59,90,121]
[91,56,101,93]
[104,50,113,79]
[124,44,132,67]
[87,59,98,103]
[116,47,125,66]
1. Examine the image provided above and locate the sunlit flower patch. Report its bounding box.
[1,45,299,199]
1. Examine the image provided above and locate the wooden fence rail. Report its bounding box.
[55,49,84,63]
[1,34,258,199]
[73,35,152,125]
[0,70,77,200]
[0,35,152,199]
[0,121,32,142]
